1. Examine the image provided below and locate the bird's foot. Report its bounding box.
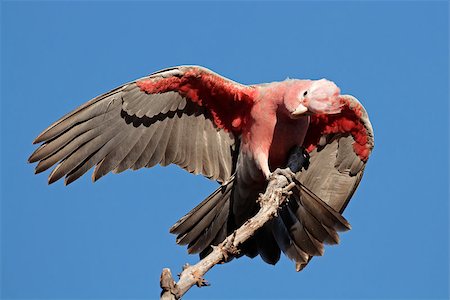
[216,232,239,263]
[271,167,296,183]
[192,270,210,287]
[268,168,296,207]
[224,232,240,259]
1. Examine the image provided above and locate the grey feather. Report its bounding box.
[297,184,351,231]
[161,118,182,166]
[94,128,146,179]
[254,225,281,265]
[50,127,127,184]
[33,86,126,144]
[145,120,169,168]
[290,198,339,244]
[148,118,174,168]
[298,94,374,213]
[187,196,230,253]
[34,116,122,174]
[29,108,118,163]
[131,121,163,170]
[30,67,240,185]
[279,205,324,256]
[113,129,154,174]
[171,177,234,235]
[271,216,309,266]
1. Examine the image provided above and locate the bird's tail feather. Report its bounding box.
[170,174,351,272]
[170,175,235,255]
[268,181,351,271]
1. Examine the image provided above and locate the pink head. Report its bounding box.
[284,79,343,118]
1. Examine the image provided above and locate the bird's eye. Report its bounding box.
[303,91,308,97]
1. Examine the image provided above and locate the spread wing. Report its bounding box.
[29,66,256,184]
[300,94,375,213]
[273,94,374,271]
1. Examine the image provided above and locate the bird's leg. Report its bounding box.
[254,151,272,179]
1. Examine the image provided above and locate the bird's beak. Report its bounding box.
[291,104,308,117]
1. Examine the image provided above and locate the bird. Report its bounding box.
[29,65,374,271]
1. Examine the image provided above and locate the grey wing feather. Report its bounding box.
[297,134,371,213]
[286,94,374,270]
[29,81,237,185]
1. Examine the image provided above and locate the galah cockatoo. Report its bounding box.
[29,66,374,271]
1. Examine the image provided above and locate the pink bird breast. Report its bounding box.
[307,79,342,114]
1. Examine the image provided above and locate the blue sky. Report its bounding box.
[1,1,448,299]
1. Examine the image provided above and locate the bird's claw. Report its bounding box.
[271,167,296,183]
[223,232,240,260]
[192,270,210,287]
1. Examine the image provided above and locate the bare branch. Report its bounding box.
[159,167,297,299]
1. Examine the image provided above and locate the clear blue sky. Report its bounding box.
[1,1,448,299]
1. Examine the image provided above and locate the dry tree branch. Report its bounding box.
[160,147,306,300]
